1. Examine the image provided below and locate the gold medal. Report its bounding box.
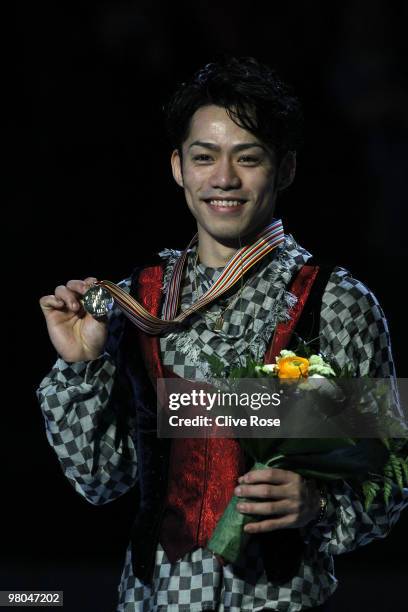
[81,285,114,318]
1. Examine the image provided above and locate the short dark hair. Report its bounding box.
[164,56,303,162]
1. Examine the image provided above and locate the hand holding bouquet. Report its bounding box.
[206,347,408,564]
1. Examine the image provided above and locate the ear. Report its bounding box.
[171,149,184,187]
[276,151,296,191]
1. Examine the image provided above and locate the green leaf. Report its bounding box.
[206,354,226,377]
[362,480,380,511]
[401,457,408,486]
[384,480,393,506]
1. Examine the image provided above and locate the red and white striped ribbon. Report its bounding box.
[96,219,284,335]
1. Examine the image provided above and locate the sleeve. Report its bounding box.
[302,267,408,554]
[36,277,138,506]
[303,477,408,555]
[318,266,395,378]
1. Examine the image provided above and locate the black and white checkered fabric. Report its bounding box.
[37,233,407,611]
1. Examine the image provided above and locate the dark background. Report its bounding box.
[5,1,408,610]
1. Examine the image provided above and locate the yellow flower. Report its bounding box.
[276,355,309,379]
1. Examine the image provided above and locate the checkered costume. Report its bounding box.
[37,232,408,611]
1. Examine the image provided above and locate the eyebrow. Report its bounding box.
[188,140,267,152]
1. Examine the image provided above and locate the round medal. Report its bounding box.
[82,285,114,318]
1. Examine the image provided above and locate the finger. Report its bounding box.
[83,276,98,287]
[39,295,66,311]
[237,498,293,516]
[244,515,295,533]
[238,467,297,485]
[235,483,289,500]
[54,285,81,311]
[66,279,96,296]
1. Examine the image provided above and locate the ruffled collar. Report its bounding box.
[159,233,312,298]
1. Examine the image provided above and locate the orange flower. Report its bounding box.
[276,355,309,379]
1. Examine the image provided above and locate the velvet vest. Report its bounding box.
[110,256,333,583]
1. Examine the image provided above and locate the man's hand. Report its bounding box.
[39,277,109,363]
[234,467,321,534]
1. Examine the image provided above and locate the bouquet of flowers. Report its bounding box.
[206,345,408,564]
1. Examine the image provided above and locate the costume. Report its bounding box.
[37,229,408,611]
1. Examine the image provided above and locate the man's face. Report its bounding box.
[171,104,287,246]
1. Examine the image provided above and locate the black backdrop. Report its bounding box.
[5,1,408,611]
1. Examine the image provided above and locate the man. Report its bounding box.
[37,57,407,611]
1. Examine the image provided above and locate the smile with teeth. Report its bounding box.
[206,199,246,207]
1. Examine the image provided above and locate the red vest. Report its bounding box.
[135,262,319,564]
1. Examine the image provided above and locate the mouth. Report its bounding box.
[203,198,247,211]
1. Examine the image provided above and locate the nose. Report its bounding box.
[210,157,241,190]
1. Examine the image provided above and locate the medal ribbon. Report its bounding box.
[96,219,284,335]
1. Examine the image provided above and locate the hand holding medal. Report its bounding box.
[39,278,111,363]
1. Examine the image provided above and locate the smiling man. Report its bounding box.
[37,57,407,612]
[170,104,295,266]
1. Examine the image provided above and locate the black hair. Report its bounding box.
[163,56,303,163]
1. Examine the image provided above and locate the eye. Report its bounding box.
[239,156,260,164]
[192,154,213,162]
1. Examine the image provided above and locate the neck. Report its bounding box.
[196,232,243,267]
[196,220,277,267]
